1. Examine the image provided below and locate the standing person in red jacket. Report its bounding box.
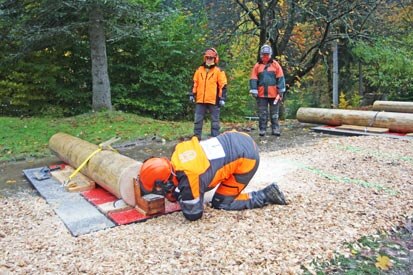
[138,131,287,221]
[250,44,286,136]
[189,48,228,140]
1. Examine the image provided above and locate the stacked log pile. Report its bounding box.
[297,101,413,134]
[372,100,413,113]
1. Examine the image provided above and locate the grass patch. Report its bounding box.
[0,111,194,162]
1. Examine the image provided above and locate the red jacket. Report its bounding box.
[250,60,285,98]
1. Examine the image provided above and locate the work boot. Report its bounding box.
[249,183,287,208]
[259,129,266,136]
[262,183,286,205]
[272,128,281,136]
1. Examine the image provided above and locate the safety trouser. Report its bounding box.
[256,97,280,131]
[194,103,220,139]
[210,153,267,210]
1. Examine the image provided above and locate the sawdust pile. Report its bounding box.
[1,136,412,274]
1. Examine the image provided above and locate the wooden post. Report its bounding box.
[332,40,339,107]
[358,61,364,98]
[49,132,141,206]
[296,107,413,133]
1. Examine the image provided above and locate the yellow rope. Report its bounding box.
[68,147,102,181]
[66,137,120,184]
[66,181,78,189]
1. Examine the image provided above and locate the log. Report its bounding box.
[296,107,413,133]
[372,101,413,113]
[49,132,142,206]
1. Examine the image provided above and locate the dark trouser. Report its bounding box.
[256,97,280,131]
[211,152,260,210]
[194,103,220,139]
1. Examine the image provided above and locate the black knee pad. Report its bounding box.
[211,193,234,209]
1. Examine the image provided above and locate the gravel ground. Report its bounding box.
[1,123,412,274]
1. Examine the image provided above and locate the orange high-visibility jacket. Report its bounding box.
[171,131,259,221]
[192,65,227,104]
[250,60,285,98]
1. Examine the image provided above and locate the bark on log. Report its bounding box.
[372,101,413,113]
[49,133,141,206]
[296,107,413,133]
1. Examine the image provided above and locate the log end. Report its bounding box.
[119,162,142,206]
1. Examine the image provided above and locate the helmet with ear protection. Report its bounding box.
[260,44,273,57]
[204,47,219,64]
[139,157,177,197]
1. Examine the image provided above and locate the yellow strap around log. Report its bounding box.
[67,136,120,182]
[68,147,102,181]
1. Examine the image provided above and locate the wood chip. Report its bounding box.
[1,136,412,274]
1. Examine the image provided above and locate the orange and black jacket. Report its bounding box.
[192,64,228,105]
[250,59,286,98]
[170,131,259,221]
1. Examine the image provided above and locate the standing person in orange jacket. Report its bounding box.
[250,44,286,136]
[189,48,228,140]
[138,131,287,221]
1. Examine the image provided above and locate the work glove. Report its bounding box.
[273,93,283,105]
[165,191,177,202]
[249,89,258,98]
[189,95,195,103]
[219,99,225,107]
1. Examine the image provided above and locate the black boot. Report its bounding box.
[272,127,281,136]
[262,183,286,205]
[250,183,287,208]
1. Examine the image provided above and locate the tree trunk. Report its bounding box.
[89,6,112,111]
[296,107,413,133]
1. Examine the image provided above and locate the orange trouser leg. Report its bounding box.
[211,159,259,210]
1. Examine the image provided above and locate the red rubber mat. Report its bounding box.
[82,186,181,225]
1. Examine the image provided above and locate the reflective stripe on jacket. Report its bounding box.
[192,65,227,104]
[171,131,259,220]
[250,60,285,98]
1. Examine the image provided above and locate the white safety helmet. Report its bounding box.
[260,44,273,57]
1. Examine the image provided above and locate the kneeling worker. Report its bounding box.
[138,131,287,221]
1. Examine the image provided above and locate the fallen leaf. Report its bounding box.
[375,255,392,270]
